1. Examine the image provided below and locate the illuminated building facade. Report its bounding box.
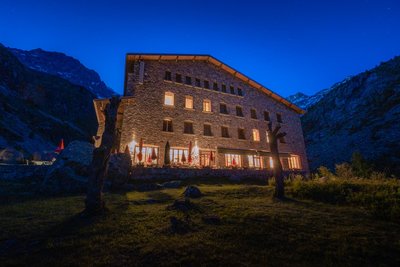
[94,54,309,172]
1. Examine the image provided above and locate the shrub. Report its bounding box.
[317,166,335,179]
[351,152,373,178]
[335,163,354,179]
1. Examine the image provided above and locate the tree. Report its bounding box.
[267,122,287,199]
[85,96,121,215]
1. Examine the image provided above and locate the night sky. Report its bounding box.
[1,0,400,96]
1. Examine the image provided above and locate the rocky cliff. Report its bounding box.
[9,47,114,98]
[0,44,98,159]
[300,57,400,174]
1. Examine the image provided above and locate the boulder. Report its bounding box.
[183,185,202,198]
[0,147,24,164]
[108,152,132,189]
[41,141,94,194]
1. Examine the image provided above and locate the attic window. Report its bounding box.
[164,71,172,81]
[213,82,219,91]
[230,86,235,94]
[185,76,192,85]
[277,113,283,123]
[221,84,227,93]
[175,74,182,83]
[204,80,210,89]
[237,88,243,96]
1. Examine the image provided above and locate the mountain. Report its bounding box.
[0,43,97,159]
[287,78,351,110]
[8,47,114,98]
[300,57,400,174]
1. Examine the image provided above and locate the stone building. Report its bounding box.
[94,54,309,172]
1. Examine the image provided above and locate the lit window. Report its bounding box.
[221,126,230,138]
[288,155,301,169]
[252,129,260,141]
[164,71,172,81]
[266,131,270,143]
[225,154,241,167]
[170,148,189,164]
[251,109,257,119]
[277,113,283,123]
[185,96,194,109]
[238,128,246,140]
[269,157,274,168]
[164,92,174,106]
[264,111,270,121]
[236,106,243,117]
[162,119,173,132]
[220,103,228,114]
[184,121,194,134]
[203,124,212,136]
[203,99,211,112]
[248,155,262,168]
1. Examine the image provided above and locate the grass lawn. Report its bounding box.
[1,180,400,266]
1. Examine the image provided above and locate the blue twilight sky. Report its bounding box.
[1,0,400,96]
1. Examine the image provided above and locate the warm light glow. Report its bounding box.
[185,96,193,109]
[266,131,270,143]
[128,139,137,152]
[192,140,199,165]
[269,157,274,168]
[203,99,211,112]
[164,92,174,106]
[252,129,260,141]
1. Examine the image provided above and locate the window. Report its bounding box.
[238,88,243,96]
[133,145,159,166]
[164,71,172,81]
[225,154,241,167]
[203,124,212,136]
[185,76,192,85]
[175,74,182,83]
[221,84,227,93]
[279,136,286,143]
[252,129,260,141]
[203,99,211,112]
[250,109,257,119]
[220,103,228,114]
[162,119,173,132]
[204,80,210,89]
[170,148,189,164]
[221,126,230,138]
[230,86,235,94]
[164,92,174,106]
[288,155,301,169]
[269,157,274,168]
[266,131,270,143]
[277,113,283,123]
[264,111,270,121]
[213,82,219,91]
[248,155,262,168]
[185,96,193,109]
[184,121,194,134]
[195,78,201,87]
[200,150,215,167]
[238,128,246,140]
[236,106,243,117]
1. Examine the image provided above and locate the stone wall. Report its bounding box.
[96,58,309,172]
[131,167,306,181]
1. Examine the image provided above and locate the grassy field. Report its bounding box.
[1,179,400,266]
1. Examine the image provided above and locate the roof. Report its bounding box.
[125,53,305,114]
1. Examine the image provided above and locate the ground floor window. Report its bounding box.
[224,154,242,167]
[248,155,263,169]
[132,145,159,166]
[200,150,216,167]
[288,155,301,169]
[170,147,189,165]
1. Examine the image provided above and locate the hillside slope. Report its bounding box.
[302,56,400,174]
[0,44,97,158]
[9,47,114,98]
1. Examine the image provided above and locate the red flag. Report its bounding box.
[151,147,157,160]
[147,154,152,163]
[181,151,186,163]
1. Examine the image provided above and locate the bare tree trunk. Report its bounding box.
[85,96,120,215]
[267,123,286,199]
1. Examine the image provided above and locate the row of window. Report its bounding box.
[162,119,286,143]
[164,92,284,122]
[164,71,244,96]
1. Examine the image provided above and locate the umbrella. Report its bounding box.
[232,157,237,166]
[181,151,186,163]
[164,141,171,166]
[124,145,130,155]
[55,139,65,153]
[147,154,152,164]
[137,138,143,162]
[188,141,192,163]
[151,147,157,160]
[209,151,214,164]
